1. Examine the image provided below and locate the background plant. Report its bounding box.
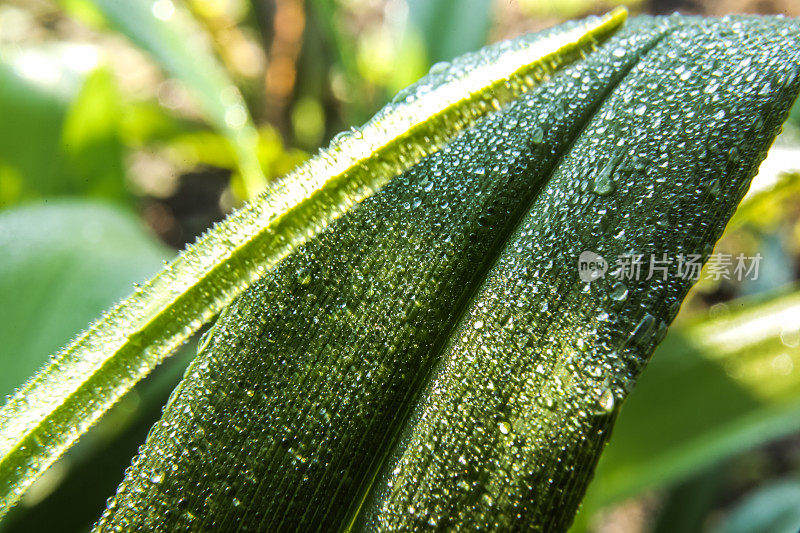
[1,0,800,531]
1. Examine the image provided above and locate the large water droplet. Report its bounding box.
[630,313,656,346]
[531,126,544,144]
[609,282,628,302]
[596,388,615,413]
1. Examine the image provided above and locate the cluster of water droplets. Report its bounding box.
[0,4,633,523]
[92,16,636,532]
[83,10,800,533]
[362,14,800,532]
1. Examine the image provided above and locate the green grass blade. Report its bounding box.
[0,10,627,518]
[95,14,800,532]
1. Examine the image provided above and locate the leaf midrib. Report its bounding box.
[336,25,673,532]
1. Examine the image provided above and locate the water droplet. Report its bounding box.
[296,267,311,285]
[630,313,656,346]
[597,389,615,413]
[197,324,216,355]
[531,126,544,144]
[191,426,205,441]
[429,60,449,74]
[150,470,164,484]
[609,282,628,302]
[593,153,622,196]
[707,178,721,198]
[537,395,556,410]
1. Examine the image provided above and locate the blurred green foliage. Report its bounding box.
[574,285,800,530]
[0,49,125,206]
[714,478,800,533]
[0,200,169,399]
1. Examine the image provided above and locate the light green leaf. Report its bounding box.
[0,45,130,206]
[59,68,127,200]
[0,10,627,517]
[95,15,800,532]
[60,0,266,197]
[0,347,193,533]
[407,0,493,65]
[0,201,169,401]
[0,51,69,206]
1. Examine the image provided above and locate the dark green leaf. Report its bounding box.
[0,11,625,516]
[95,14,800,532]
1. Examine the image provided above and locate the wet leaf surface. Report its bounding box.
[96,14,800,532]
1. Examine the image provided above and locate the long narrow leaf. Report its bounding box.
[95,14,800,532]
[0,10,627,517]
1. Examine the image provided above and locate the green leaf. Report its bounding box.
[0,347,193,533]
[0,10,627,517]
[0,201,169,400]
[0,51,70,206]
[94,15,800,532]
[577,285,800,520]
[59,0,266,197]
[59,68,127,201]
[651,467,726,533]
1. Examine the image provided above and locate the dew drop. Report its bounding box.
[707,178,721,198]
[296,267,311,286]
[531,126,544,144]
[593,153,622,196]
[150,470,164,484]
[609,282,628,302]
[630,313,656,346]
[596,388,615,413]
